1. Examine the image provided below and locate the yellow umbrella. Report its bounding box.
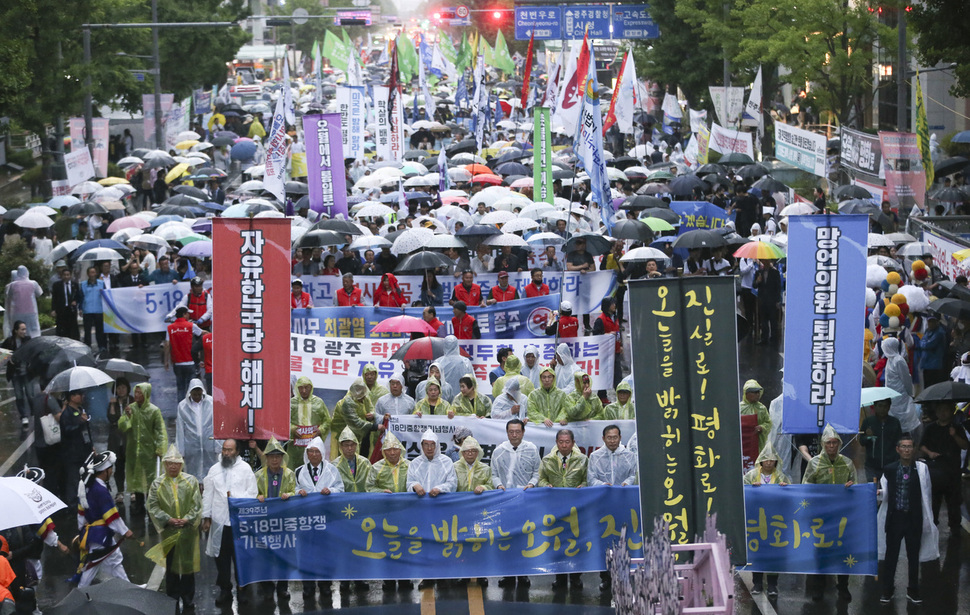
[175,140,199,150]
[165,163,189,184]
[207,113,226,130]
[98,177,130,186]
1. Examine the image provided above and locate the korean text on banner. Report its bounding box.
[921,228,968,280]
[64,148,96,187]
[373,86,391,161]
[879,131,926,210]
[708,123,754,158]
[336,87,366,161]
[91,118,110,178]
[230,486,643,583]
[670,202,736,232]
[629,277,744,565]
[101,282,192,334]
[781,215,867,434]
[774,122,827,178]
[534,107,554,204]
[745,484,878,575]
[840,127,882,177]
[212,218,291,440]
[68,118,85,152]
[302,113,348,219]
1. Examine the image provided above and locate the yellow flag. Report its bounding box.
[915,71,934,186]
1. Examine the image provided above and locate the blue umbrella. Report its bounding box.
[860,387,902,406]
[650,237,676,245]
[48,195,81,209]
[198,201,226,212]
[230,140,258,161]
[149,215,186,228]
[191,218,212,233]
[951,130,970,144]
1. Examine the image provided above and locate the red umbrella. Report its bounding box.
[390,336,472,361]
[371,315,438,336]
[469,174,503,186]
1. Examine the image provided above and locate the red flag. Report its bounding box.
[388,38,399,94]
[575,29,591,102]
[602,51,628,135]
[520,30,535,111]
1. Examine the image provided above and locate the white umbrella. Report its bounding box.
[15,210,55,229]
[491,196,532,212]
[44,240,85,264]
[451,153,486,165]
[391,228,435,255]
[349,235,392,250]
[372,166,405,179]
[500,218,539,233]
[606,167,629,181]
[112,228,143,243]
[620,246,671,263]
[44,366,115,394]
[868,255,900,269]
[448,167,473,182]
[484,233,530,248]
[28,205,58,216]
[354,175,383,190]
[355,203,395,218]
[440,189,469,199]
[628,145,654,158]
[127,233,170,250]
[896,241,932,258]
[153,224,195,242]
[426,234,467,249]
[0,477,66,531]
[519,203,555,220]
[244,165,266,177]
[292,225,308,244]
[71,181,103,196]
[479,210,517,225]
[238,179,265,192]
[75,247,126,262]
[254,210,285,218]
[470,186,513,210]
[191,142,214,152]
[868,233,896,248]
[527,232,567,246]
[117,156,144,167]
[404,175,435,188]
[414,216,449,233]
[778,202,818,216]
[885,232,917,244]
[177,130,202,141]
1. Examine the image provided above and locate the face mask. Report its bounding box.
[960,323,966,331]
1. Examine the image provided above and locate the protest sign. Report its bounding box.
[879,131,926,210]
[670,201,736,232]
[101,282,191,334]
[840,127,882,177]
[774,122,827,177]
[64,148,95,188]
[336,87,366,161]
[303,113,348,219]
[709,123,754,158]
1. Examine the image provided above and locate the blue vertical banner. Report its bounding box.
[744,484,878,575]
[782,214,867,433]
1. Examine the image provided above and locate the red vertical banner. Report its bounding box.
[212,218,291,440]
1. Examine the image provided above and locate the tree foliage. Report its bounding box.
[909,0,970,98]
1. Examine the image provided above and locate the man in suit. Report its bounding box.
[207,180,226,205]
[116,261,149,347]
[50,268,80,339]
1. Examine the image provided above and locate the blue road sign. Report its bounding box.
[612,4,660,39]
[514,7,562,40]
[561,5,611,39]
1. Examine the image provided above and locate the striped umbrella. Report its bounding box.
[733,240,786,260]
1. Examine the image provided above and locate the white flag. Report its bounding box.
[543,49,563,111]
[661,93,682,122]
[615,50,637,134]
[263,91,290,203]
[281,59,295,125]
[431,44,457,81]
[553,40,582,135]
[742,65,763,136]
[418,50,435,121]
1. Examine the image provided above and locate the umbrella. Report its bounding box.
[66,201,109,217]
[859,387,903,406]
[895,241,932,258]
[834,185,875,200]
[868,255,899,269]
[621,195,667,210]
[640,217,677,232]
[296,229,347,249]
[46,240,85,264]
[106,216,150,233]
[929,298,970,320]
[483,234,530,248]
[349,235,392,251]
[609,219,654,242]
[426,235,468,249]
[519,203,555,220]
[640,208,681,224]
[934,156,969,177]
[929,187,967,203]
[563,233,612,255]
[916,381,970,403]
[672,229,727,249]
[45,366,114,394]
[479,210,517,225]
[49,578,176,615]
[778,203,818,216]
[230,141,258,160]
[500,218,539,233]
[695,163,727,175]
[668,175,706,196]
[838,199,880,215]
[526,232,566,246]
[179,241,213,258]
[75,247,126,262]
[458,224,503,239]
[313,218,365,235]
[355,203,395,218]
[12,336,96,382]
[0,477,67,531]
[71,181,104,195]
[719,152,755,166]
[619,246,670,263]
[285,181,310,194]
[884,232,917,244]
[371,315,438,336]
[447,139,479,155]
[939,281,970,301]
[97,358,149,382]
[155,205,202,218]
[494,162,529,176]
[116,156,144,168]
[733,241,786,260]
[752,175,788,194]
[736,164,769,180]
[394,250,453,273]
[14,210,55,229]
[172,185,208,200]
[391,228,435,255]
[390,336,471,361]
[127,234,170,250]
[868,233,896,248]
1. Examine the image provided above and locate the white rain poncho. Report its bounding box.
[627,432,638,455]
[881,337,921,433]
[766,393,793,479]
[588,441,638,486]
[175,378,218,480]
[554,343,580,390]
[435,336,475,397]
[490,439,541,489]
[202,455,257,557]
[294,436,344,494]
[4,265,43,338]
[491,378,529,420]
[406,429,457,493]
[520,345,542,389]
[416,362,455,401]
[375,374,416,422]
[876,460,939,562]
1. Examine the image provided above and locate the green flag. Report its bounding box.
[456,32,471,74]
[322,29,350,72]
[311,39,319,62]
[397,33,417,83]
[494,30,515,74]
[482,38,494,68]
[533,107,554,204]
[439,32,458,66]
[915,71,934,187]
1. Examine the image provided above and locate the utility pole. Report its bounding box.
[83,29,93,149]
[896,7,907,132]
[152,0,164,148]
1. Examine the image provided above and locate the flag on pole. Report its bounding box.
[263,86,290,203]
[915,70,934,187]
[543,49,562,110]
[438,148,450,192]
[281,59,295,125]
[661,93,682,135]
[418,48,435,121]
[742,65,764,138]
[520,31,535,111]
[575,62,613,232]
[313,41,323,103]
[602,51,628,135]
[494,30,515,74]
[456,75,468,109]
[323,30,350,72]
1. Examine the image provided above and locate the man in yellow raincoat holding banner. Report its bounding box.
[288,376,330,470]
[147,445,202,613]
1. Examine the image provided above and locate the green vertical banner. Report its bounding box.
[323,30,350,72]
[915,72,934,187]
[534,107,554,204]
[629,277,745,565]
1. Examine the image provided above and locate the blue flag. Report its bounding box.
[575,62,614,231]
[456,75,468,109]
[495,96,504,122]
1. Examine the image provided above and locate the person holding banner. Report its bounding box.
[452,375,492,417]
[329,383,377,459]
[486,271,519,305]
[413,378,453,417]
[374,374,415,425]
[334,427,373,493]
[416,363,454,402]
[743,442,790,597]
[454,436,492,494]
[288,376,331,470]
[335,273,364,306]
[373,273,407,307]
[525,268,550,298]
[603,382,635,420]
[540,429,588,591]
[528,367,568,427]
[295,437,342,496]
[450,270,484,307]
[291,279,313,309]
[407,429,457,497]
[451,301,481,339]
[366,433,410,494]
[254,438,296,604]
[740,380,771,452]
[492,379,529,421]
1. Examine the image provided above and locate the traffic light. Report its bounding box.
[432,7,456,21]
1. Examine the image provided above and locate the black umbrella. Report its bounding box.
[938,280,970,301]
[736,164,769,180]
[723,232,750,246]
[457,224,503,248]
[609,219,654,243]
[695,163,727,176]
[669,175,706,196]
[49,578,176,615]
[404,150,427,161]
[752,175,789,194]
[164,194,203,207]
[703,173,733,190]
[640,207,681,224]
[916,381,970,403]
[719,152,755,166]
[934,156,969,177]
[2,208,27,221]
[494,162,529,176]
[311,218,364,235]
[610,156,641,170]
[211,135,235,147]
[929,187,967,203]
[833,185,874,200]
[395,250,453,273]
[296,229,347,249]
[929,298,970,320]
[154,205,203,218]
[47,600,147,615]
[672,229,727,249]
[293,195,311,211]
[838,199,880,215]
[285,181,310,195]
[553,169,575,180]
[563,233,613,256]
[172,185,208,200]
[11,336,96,383]
[447,139,478,155]
[391,337,471,361]
[65,201,109,217]
[621,195,667,210]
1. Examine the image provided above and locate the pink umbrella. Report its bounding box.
[510,177,534,189]
[371,315,438,336]
[106,216,151,233]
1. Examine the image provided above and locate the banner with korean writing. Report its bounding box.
[230,486,643,583]
[296,270,616,318]
[922,228,969,280]
[303,113,348,219]
[290,332,615,394]
[64,147,96,187]
[670,201,735,233]
[91,118,110,178]
[101,282,192,334]
[708,122,753,158]
[781,215,867,434]
[534,107,554,205]
[840,127,882,177]
[336,87,366,161]
[879,131,926,210]
[374,86,391,161]
[193,88,212,114]
[292,294,559,339]
[212,218,291,440]
[629,277,744,564]
[774,122,827,178]
[744,484,878,575]
[389,415,637,464]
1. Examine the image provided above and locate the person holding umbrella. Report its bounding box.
[118,383,168,518]
[147,445,203,614]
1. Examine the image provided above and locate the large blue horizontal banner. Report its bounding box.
[229,486,643,584]
[297,271,617,316]
[670,201,736,232]
[291,294,560,339]
[102,282,194,334]
[744,483,877,575]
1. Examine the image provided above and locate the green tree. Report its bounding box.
[909,0,970,98]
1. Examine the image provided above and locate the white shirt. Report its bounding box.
[202,457,257,557]
[490,440,540,489]
[406,452,457,493]
[588,444,637,486]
